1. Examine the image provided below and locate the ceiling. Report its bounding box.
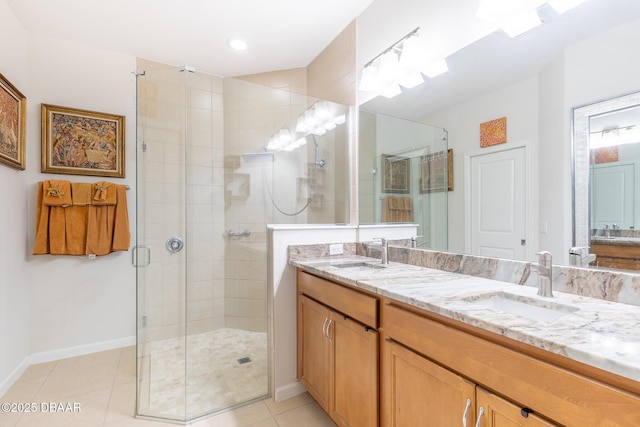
[361,0,640,121]
[6,0,374,77]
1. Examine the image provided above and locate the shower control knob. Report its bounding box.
[166,236,184,253]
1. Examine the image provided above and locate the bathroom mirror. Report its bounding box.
[359,110,449,250]
[358,0,640,269]
[573,91,640,270]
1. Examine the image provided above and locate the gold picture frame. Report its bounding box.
[420,148,453,193]
[0,73,27,170]
[381,154,410,194]
[41,104,125,177]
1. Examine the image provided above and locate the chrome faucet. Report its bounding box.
[532,251,553,297]
[374,237,389,264]
[410,235,424,248]
[569,246,596,267]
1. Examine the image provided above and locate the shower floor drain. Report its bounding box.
[237,356,252,365]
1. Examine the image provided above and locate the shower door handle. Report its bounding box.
[132,245,151,267]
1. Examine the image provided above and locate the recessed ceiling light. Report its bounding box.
[227,38,248,51]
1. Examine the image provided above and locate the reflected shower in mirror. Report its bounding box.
[573,91,640,271]
[359,109,449,250]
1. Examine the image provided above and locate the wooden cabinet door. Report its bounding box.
[382,339,476,427]
[298,295,332,412]
[331,312,379,427]
[475,388,558,427]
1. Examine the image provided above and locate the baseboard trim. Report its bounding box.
[274,381,306,402]
[29,336,136,365]
[0,336,135,396]
[0,357,30,398]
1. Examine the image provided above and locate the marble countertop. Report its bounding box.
[591,236,640,246]
[291,255,640,383]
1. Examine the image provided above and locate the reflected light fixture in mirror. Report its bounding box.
[476,0,591,38]
[267,101,347,152]
[358,27,449,98]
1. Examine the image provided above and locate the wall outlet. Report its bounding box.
[539,221,548,234]
[329,243,344,256]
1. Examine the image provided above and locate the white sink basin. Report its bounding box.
[330,261,385,271]
[465,291,579,322]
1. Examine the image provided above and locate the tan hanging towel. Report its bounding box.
[71,182,93,206]
[382,196,413,223]
[43,180,72,206]
[92,181,117,205]
[34,181,130,256]
[86,184,130,255]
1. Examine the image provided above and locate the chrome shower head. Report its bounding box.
[241,152,275,163]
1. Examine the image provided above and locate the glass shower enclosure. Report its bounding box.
[359,110,449,250]
[134,60,350,422]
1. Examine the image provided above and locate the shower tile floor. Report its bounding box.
[0,336,336,427]
[139,328,269,419]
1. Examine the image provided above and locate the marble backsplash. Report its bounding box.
[289,242,640,307]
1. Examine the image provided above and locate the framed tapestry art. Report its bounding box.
[381,154,410,193]
[41,104,125,177]
[0,73,27,170]
[420,149,453,193]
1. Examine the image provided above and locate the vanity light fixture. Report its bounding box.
[477,0,589,38]
[501,9,543,37]
[269,101,347,152]
[589,125,640,149]
[358,27,449,98]
[548,0,589,14]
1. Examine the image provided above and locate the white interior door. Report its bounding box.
[467,146,527,260]
[590,162,635,229]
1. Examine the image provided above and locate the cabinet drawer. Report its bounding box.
[297,270,378,328]
[383,301,640,427]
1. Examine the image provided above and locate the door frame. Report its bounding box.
[464,140,537,261]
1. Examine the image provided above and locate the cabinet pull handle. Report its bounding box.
[474,407,484,427]
[327,319,333,342]
[462,398,472,427]
[322,318,329,340]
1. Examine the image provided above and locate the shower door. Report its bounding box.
[134,62,269,422]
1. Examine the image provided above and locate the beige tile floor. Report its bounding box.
[0,346,336,427]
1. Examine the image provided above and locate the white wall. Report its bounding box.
[424,77,540,255]
[0,0,31,394]
[26,34,137,355]
[0,0,138,393]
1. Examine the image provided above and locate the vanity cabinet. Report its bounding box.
[475,388,557,427]
[296,268,640,427]
[382,338,476,426]
[297,270,379,427]
[590,242,640,271]
[382,338,557,427]
[382,299,640,427]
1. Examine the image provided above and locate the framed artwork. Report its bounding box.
[381,154,410,193]
[41,104,125,177]
[420,148,453,193]
[480,117,507,147]
[0,73,27,170]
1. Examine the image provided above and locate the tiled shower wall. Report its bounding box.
[223,70,308,331]
[136,19,357,338]
[136,58,226,344]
